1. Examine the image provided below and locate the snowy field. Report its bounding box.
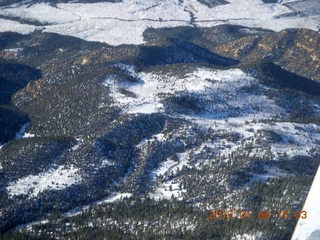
[104,65,285,117]
[7,165,82,197]
[0,18,37,34]
[0,0,319,45]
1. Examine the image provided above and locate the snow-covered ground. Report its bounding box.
[103,192,132,203]
[105,64,320,200]
[149,179,186,200]
[148,120,320,197]
[0,0,318,45]
[185,0,319,31]
[64,192,132,218]
[269,123,320,159]
[15,123,35,139]
[7,165,82,197]
[104,65,285,118]
[149,150,191,200]
[195,118,320,162]
[291,165,320,240]
[0,18,38,34]
[232,232,263,240]
[249,166,288,183]
[15,123,29,139]
[152,158,178,176]
[71,137,83,151]
[1,3,80,24]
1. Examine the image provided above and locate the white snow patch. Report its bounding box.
[1,3,80,24]
[184,0,320,32]
[105,66,283,117]
[7,165,82,197]
[153,158,178,176]
[0,0,318,45]
[136,132,167,148]
[15,123,29,140]
[0,18,38,34]
[263,165,288,178]
[15,122,36,139]
[101,158,114,167]
[150,179,186,200]
[269,122,320,159]
[15,219,49,231]
[291,165,320,240]
[153,133,166,142]
[71,137,83,151]
[232,232,262,240]
[71,144,80,151]
[23,132,35,138]
[45,18,185,46]
[249,166,288,184]
[2,48,23,57]
[64,192,132,218]
[103,192,132,203]
[175,150,193,171]
[137,138,149,148]
[149,150,191,200]
[189,117,320,163]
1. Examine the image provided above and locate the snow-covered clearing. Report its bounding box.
[0,0,318,45]
[152,158,178,177]
[104,66,284,117]
[149,150,191,200]
[269,123,320,159]
[7,165,82,197]
[185,0,319,31]
[106,64,320,199]
[194,117,320,162]
[249,166,288,183]
[103,192,132,203]
[149,179,186,200]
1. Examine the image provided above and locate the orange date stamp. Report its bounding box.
[208,209,307,220]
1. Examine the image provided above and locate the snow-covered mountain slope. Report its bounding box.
[102,64,320,202]
[5,61,319,238]
[0,0,319,45]
[104,65,284,117]
[0,26,319,238]
[7,164,82,197]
